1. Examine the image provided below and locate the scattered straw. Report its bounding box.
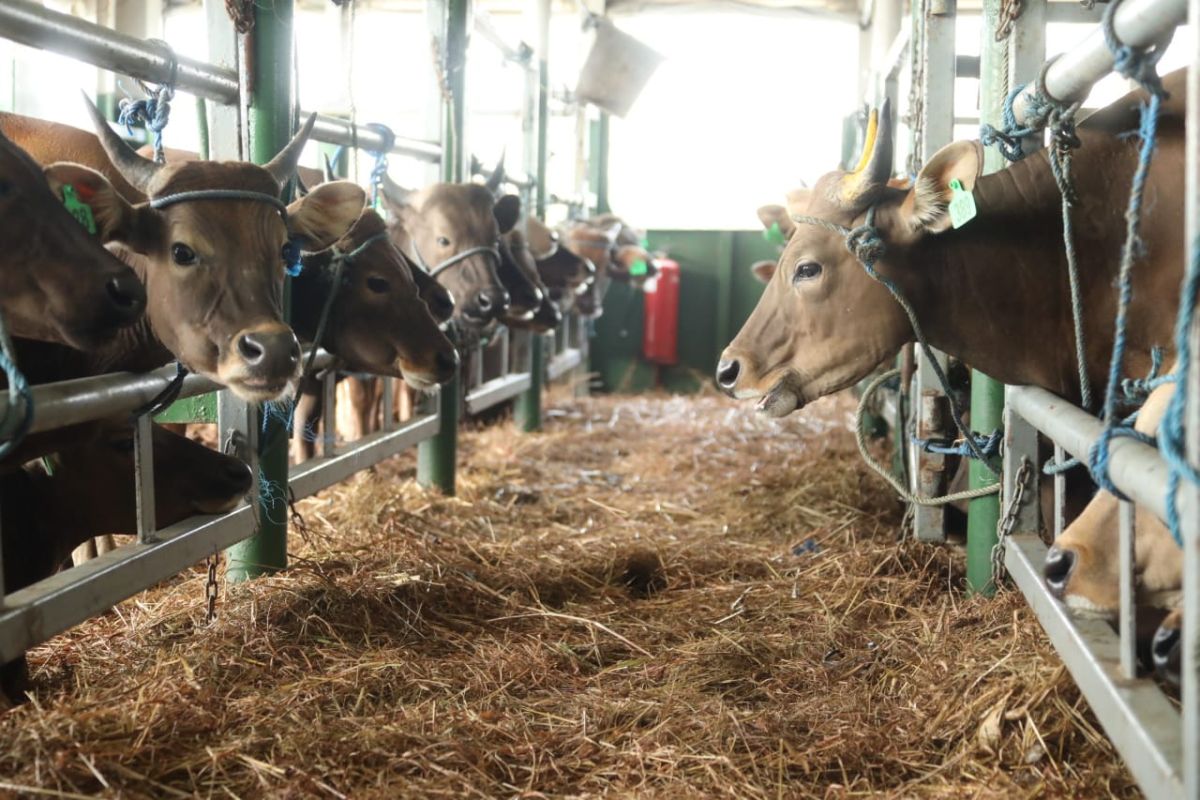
[0,390,1138,798]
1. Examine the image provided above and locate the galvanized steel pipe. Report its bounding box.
[1011,0,1188,124]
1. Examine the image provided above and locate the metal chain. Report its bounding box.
[205,553,220,624]
[224,0,255,34]
[991,456,1034,589]
[995,0,1023,41]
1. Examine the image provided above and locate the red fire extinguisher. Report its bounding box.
[643,258,680,365]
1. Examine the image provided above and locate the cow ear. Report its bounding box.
[756,204,795,240]
[751,260,776,284]
[286,180,366,250]
[494,194,521,234]
[903,140,982,233]
[43,162,143,244]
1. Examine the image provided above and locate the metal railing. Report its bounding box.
[0,0,443,163]
[988,1,1198,798]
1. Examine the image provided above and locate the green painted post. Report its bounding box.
[515,334,544,431]
[225,0,294,582]
[417,0,467,493]
[966,0,1011,595]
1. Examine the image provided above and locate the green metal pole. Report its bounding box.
[417,0,468,494]
[225,0,294,583]
[516,0,551,432]
[966,0,1010,595]
[590,112,610,214]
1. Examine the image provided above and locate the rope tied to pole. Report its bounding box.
[0,310,33,460]
[1086,0,1172,502]
[363,122,396,209]
[911,429,1003,459]
[791,208,998,473]
[117,41,179,165]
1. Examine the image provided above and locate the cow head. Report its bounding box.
[530,217,595,302]
[502,227,560,332]
[1043,378,1182,618]
[381,175,512,328]
[0,130,145,349]
[83,100,365,402]
[716,102,982,416]
[295,210,459,390]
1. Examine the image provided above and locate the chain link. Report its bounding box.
[991,456,1034,589]
[205,553,220,624]
[995,0,1023,41]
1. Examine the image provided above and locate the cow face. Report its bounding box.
[1044,378,1182,618]
[0,132,145,349]
[382,179,512,328]
[82,104,365,403]
[716,104,981,417]
[296,210,459,390]
[503,228,560,333]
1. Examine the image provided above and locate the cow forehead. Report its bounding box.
[150,160,279,198]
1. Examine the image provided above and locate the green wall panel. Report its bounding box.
[589,229,780,395]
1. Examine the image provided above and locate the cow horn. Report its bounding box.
[263,114,318,188]
[484,150,506,194]
[839,98,893,209]
[378,170,414,206]
[322,153,337,183]
[82,92,162,194]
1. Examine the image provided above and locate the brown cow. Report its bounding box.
[380,174,513,328]
[718,73,1186,416]
[1,419,252,702]
[504,227,562,333]
[0,130,145,348]
[0,105,365,402]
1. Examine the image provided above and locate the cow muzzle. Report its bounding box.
[220,323,301,402]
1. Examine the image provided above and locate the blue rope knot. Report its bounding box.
[913,429,1002,459]
[1088,425,1157,499]
[364,122,396,207]
[118,83,175,164]
[845,223,885,266]
[1102,0,1173,100]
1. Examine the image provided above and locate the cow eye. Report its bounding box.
[437,236,451,247]
[366,276,390,294]
[172,243,198,266]
[792,260,822,283]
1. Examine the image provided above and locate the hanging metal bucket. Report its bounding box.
[574,18,664,118]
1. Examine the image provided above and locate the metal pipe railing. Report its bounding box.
[1011,0,1188,125]
[472,9,535,69]
[0,0,443,163]
[1007,385,1171,523]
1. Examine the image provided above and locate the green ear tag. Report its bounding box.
[947,179,977,229]
[61,185,97,235]
[630,258,648,277]
[763,221,786,246]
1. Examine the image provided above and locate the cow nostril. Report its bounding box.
[475,292,493,313]
[224,461,253,493]
[106,275,144,312]
[716,359,741,391]
[237,333,265,365]
[1152,623,1182,685]
[432,292,455,322]
[288,337,301,366]
[436,348,460,377]
[1043,547,1076,596]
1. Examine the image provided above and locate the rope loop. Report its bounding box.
[117,42,178,164]
[363,122,396,207]
[1101,0,1173,99]
[845,221,885,266]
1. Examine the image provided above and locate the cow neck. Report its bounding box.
[293,250,339,343]
[885,155,1086,400]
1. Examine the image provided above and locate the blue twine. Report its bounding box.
[1161,239,1200,547]
[117,83,174,164]
[261,397,297,436]
[0,311,33,460]
[1087,4,1171,501]
[256,466,289,527]
[363,123,396,208]
[979,83,1041,163]
[911,429,1003,459]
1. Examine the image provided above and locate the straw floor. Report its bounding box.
[0,389,1138,798]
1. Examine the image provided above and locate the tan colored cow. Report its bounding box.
[718,72,1187,416]
[0,105,365,402]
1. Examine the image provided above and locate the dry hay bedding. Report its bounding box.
[0,390,1137,798]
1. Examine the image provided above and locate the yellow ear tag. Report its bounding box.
[947,179,977,229]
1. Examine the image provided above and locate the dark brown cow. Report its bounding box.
[504,227,561,332]
[1,419,252,702]
[718,74,1186,416]
[0,130,145,348]
[0,106,365,402]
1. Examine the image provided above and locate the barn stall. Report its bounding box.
[0,0,1196,796]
